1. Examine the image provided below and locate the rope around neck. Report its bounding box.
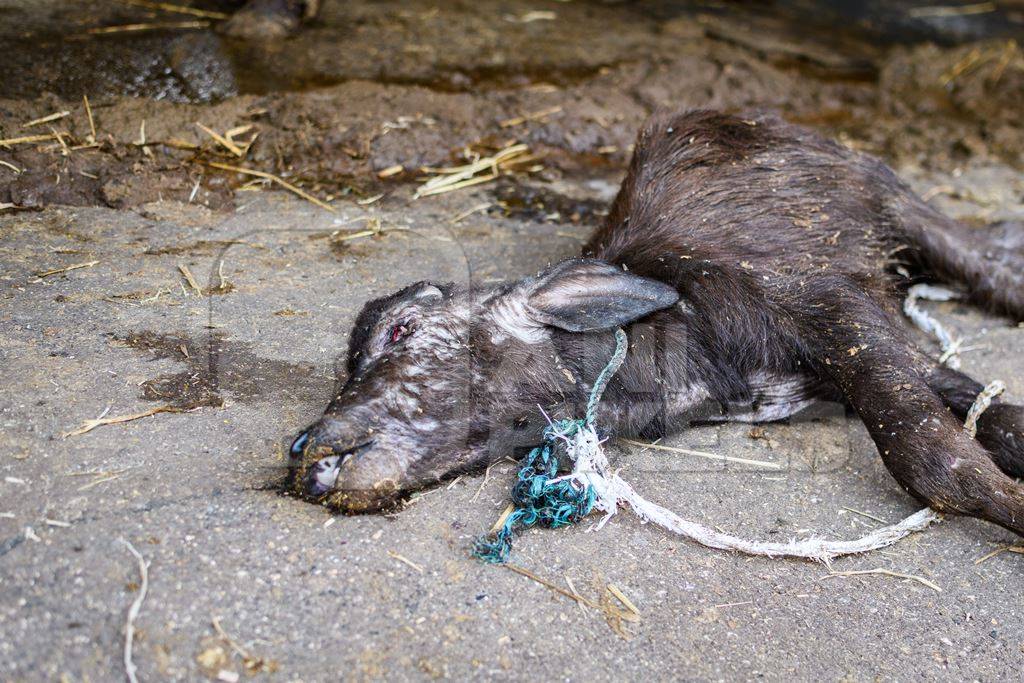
[473,329,628,563]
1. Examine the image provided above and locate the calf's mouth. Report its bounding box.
[288,438,411,512]
[298,439,375,495]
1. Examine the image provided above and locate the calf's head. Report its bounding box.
[288,258,678,511]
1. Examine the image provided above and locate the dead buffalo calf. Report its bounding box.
[289,109,1024,538]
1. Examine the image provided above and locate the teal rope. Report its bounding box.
[473,328,629,564]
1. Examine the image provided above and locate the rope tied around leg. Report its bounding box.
[964,380,1006,438]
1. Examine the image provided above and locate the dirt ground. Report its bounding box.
[2,1,1024,681]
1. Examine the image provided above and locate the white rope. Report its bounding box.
[121,539,150,683]
[903,284,964,368]
[554,426,939,566]
[964,380,1006,438]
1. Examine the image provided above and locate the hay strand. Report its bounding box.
[205,161,335,212]
[822,568,941,593]
[63,406,184,438]
[83,95,97,142]
[0,133,58,147]
[499,105,563,128]
[23,111,70,128]
[119,0,230,19]
[195,122,243,157]
[618,437,781,469]
[414,143,530,198]
[387,551,424,573]
[177,264,203,294]
[35,260,99,278]
[87,21,209,34]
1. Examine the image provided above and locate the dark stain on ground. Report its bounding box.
[114,330,321,409]
[143,240,250,256]
[2,26,615,103]
[231,57,620,98]
[489,179,607,225]
[0,31,239,104]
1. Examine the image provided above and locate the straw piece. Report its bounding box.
[840,507,889,524]
[0,134,58,147]
[165,138,200,150]
[63,406,184,438]
[974,544,1024,564]
[377,165,404,178]
[449,202,491,224]
[205,161,335,212]
[119,0,230,19]
[35,260,99,278]
[606,584,640,616]
[195,123,243,157]
[822,568,941,593]
[83,95,97,142]
[178,264,203,294]
[23,111,70,128]
[51,128,70,156]
[414,144,530,198]
[618,437,781,469]
[387,551,424,573]
[499,105,563,128]
[504,564,599,609]
[87,20,209,34]
[210,616,277,673]
[490,503,516,533]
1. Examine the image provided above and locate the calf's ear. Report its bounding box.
[527,258,679,332]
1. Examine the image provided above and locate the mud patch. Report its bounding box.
[1,147,236,211]
[489,179,607,225]
[1,1,1022,214]
[114,330,321,409]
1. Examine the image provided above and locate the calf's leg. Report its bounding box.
[927,365,1024,478]
[802,283,1024,535]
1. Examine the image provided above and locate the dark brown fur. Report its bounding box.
[586,109,1024,533]
[290,109,1024,539]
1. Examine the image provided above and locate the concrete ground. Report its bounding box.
[2,1,1024,681]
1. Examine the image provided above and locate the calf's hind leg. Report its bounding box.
[803,284,1024,535]
[927,365,1024,478]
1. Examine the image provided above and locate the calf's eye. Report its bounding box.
[388,323,410,344]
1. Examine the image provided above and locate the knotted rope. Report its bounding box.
[472,329,628,563]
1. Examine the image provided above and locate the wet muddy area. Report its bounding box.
[114,330,319,408]
[3,0,1024,215]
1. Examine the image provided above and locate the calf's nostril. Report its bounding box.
[290,431,310,459]
[304,455,341,496]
